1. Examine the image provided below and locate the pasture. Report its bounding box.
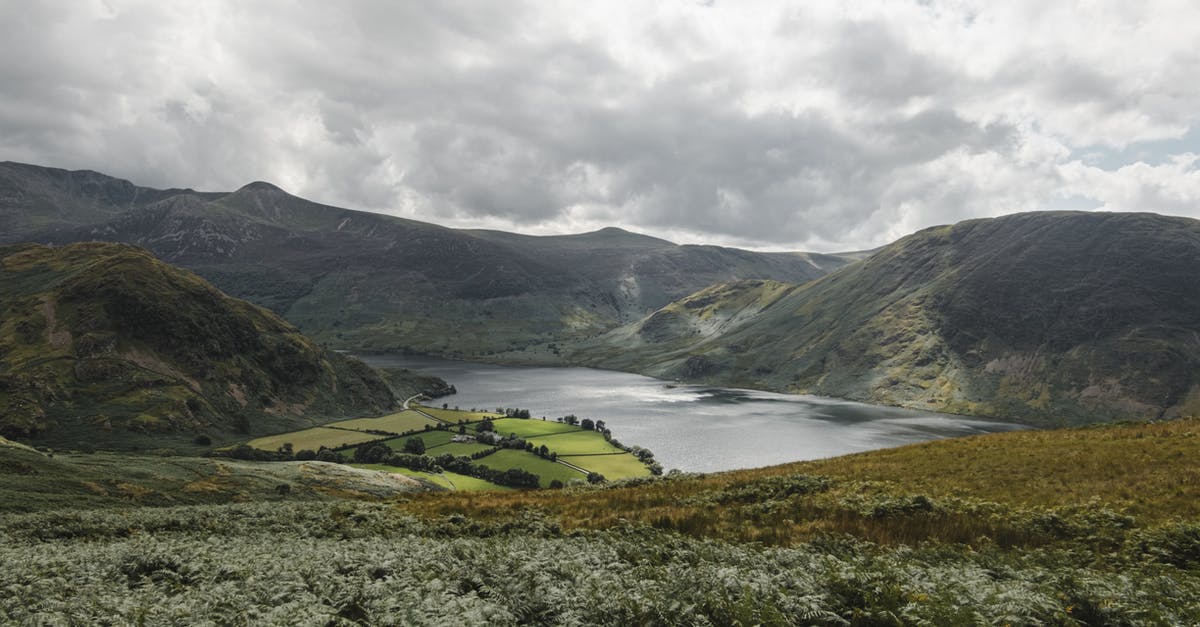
[490,418,579,438]
[431,442,495,457]
[562,453,653,480]
[384,430,456,451]
[526,431,624,455]
[475,449,586,487]
[247,427,381,452]
[327,410,437,435]
[416,405,503,424]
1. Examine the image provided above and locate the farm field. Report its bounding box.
[475,449,586,487]
[431,442,495,457]
[439,471,516,492]
[527,431,625,455]
[490,418,579,438]
[562,453,653,480]
[327,410,437,435]
[385,430,456,451]
[247,427,381,452]
[239,406,657,488]
[415,405,503,424]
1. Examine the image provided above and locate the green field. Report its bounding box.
[327,410,437,435]
[439,471,515,492]
[415,405,503,424]
[384,430,456,451]
[561,453,653,480]
[474,449,586,487]
[527,431,625,455]
[491,418,580,438]
[247,427,381,452]
[352,464,511,492]
[431,442,495,457]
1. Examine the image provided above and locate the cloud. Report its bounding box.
[1,0,1198,251]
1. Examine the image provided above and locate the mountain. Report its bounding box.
[570,211,1200,426]
[0,162,856,356]
[0,242,398,449]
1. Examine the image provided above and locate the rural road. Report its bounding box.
[402,394,425,410]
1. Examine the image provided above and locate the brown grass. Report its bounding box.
[394,419,1200,547]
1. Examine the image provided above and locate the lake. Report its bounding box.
[356,354,1028,473]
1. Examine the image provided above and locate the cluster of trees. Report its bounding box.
[224,443,346,463]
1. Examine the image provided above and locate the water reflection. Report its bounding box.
[356,354,1028,473]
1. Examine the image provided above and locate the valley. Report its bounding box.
[3,163,1200,624]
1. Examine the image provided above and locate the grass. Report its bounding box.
[246,427,381,452]
[527,431,625,455]
[438,471,516,492]
[561,453,653,479]
[352,464,453,489]
[352,464,512,492]
[326,410,437,435]
[431,442,496,457]
[397,418,1200,547]
[415,405,503,424]
[384,430,456,451]
[474,449,586,487]
[490,418,580,438]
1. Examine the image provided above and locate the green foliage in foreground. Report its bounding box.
[1,501,1198,626]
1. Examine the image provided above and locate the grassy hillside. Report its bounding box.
[574,212,1200,426]
[3,421,1200,623]
[0,162,854,357]
[0,242,397,449]
[0,440,426,513]
[403,418,1200,546]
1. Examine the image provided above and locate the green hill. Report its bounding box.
[573,212,1200,426]
[0,242,397,449]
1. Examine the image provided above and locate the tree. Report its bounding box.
[316,449,345,463]
[295,449,317,461]
[562,414,579,426]
[580,418,595,431]
[403,437,425,455]
[477,418,495,433]
[586,472,606,484]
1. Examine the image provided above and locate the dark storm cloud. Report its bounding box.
[1,1,1198,250]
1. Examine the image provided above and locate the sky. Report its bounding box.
[2,1,1199,252]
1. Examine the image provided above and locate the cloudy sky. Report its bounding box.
[2,1,1199,251]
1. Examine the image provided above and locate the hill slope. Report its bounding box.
[8,420,1197,624]
[0,242,396,449]
[572,212,1200,426]
[0,162,854,356]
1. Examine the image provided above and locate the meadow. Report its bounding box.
[526,431,626,455]
[245,427,381,452]
[327,410,439,434]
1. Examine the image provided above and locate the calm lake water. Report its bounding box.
[356,354,1028,473]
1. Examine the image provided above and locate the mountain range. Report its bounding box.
[4,161,1199,427]
[0,161,854,357]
